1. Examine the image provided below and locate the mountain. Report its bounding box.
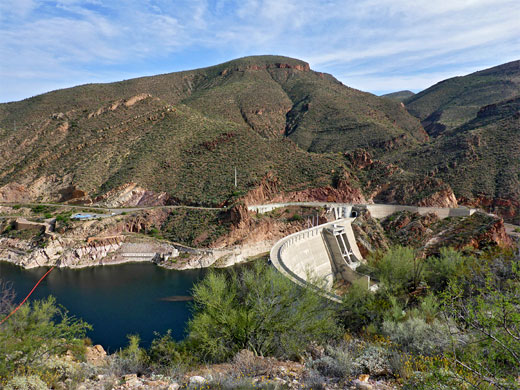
[381,90,415,102]
[405,60,520,136]
[0,55,439,207]
[395,61,520,221]
[0,55,517,221]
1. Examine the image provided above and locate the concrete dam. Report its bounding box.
[258,203,477,301]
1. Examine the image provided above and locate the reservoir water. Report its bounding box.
[0,262,206,352]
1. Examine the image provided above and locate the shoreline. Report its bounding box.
[0,240,273,271]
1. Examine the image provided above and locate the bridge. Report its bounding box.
[260,203,477,301]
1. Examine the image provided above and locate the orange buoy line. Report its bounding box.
[0,266,55,326]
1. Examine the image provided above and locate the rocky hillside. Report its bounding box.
[0,55,518,221]
[396,70,520,221]
[405,60,520,136]
[0,55,439,208]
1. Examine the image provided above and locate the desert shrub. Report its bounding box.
[200,375,283,390]
[340,278,386,332]
[402,368,460,390]
[440,262,520,387]
[308,337,395,379]
[424,248,466,291]
[232,349,275,377]
[309,355,345,379]
[302,369,327,390]
[109,335,149,376]
[381,317,452,356]
[187,262,341,362]
[287,214,302,222]
[351,344,393,377]
[4,375,48,390]
[147,330,192,377]
[369,246,423,296]
[0,296,91,381]
[2,223,13,234]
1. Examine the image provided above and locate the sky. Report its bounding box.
[0,0,519,103]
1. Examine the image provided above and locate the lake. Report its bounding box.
[0,261,206,352]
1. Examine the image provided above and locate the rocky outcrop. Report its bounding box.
[351,210,390,258]
[95,182,171,208]
[241,172,367,206]
[380,210,512,255]
[88,94,153,118]
[0,175,83,203]
[460,195,520,223]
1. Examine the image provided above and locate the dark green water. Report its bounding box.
[0,262,206,352]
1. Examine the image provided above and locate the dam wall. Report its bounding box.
[270,218,367,302]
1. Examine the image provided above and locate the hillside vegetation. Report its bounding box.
[0,55,433,207]
[405,60,520,135]
[381,90,415,102]
[0,55,518,221]
[394,61,520,220]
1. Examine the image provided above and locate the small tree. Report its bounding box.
[441,260,520,388]
[187,262,341,362]
[0,296,91,381]
[370,246,423,296]
[424,247,467,291]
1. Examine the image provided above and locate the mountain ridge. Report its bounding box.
[0,55,518,222]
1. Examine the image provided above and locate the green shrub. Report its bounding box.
[424,248,466,291]
[441,262,520,386]
[340,278,384,332]
[287,214,303,222]
[2,223,13,234]
[370,246,423,295]
[148,330,190,374]
[0,296,91,382]
[187,262,341,362]
[110,335,149,376]
[4,375,48,390]
[381,317,453,356]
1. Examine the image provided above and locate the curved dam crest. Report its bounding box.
[257,203,478,301]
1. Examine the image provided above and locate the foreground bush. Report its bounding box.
[4,375,48,390]
[369,246,422,296]
[187,262,341,362]
[0,296,91,382]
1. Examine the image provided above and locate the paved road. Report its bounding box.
[2,201,520,235]
[0,202,223,218]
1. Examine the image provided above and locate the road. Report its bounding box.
[0,202,223,218]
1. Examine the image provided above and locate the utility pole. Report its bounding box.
[234,167,237,188]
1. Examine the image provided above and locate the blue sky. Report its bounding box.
[1,0,519,102]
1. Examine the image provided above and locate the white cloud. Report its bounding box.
[0,0,519,102]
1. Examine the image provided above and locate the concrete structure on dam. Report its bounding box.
[263,202,477,301]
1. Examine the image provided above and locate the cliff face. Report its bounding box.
[381,211,512,255]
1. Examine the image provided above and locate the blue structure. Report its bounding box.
[71,213,94,220]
